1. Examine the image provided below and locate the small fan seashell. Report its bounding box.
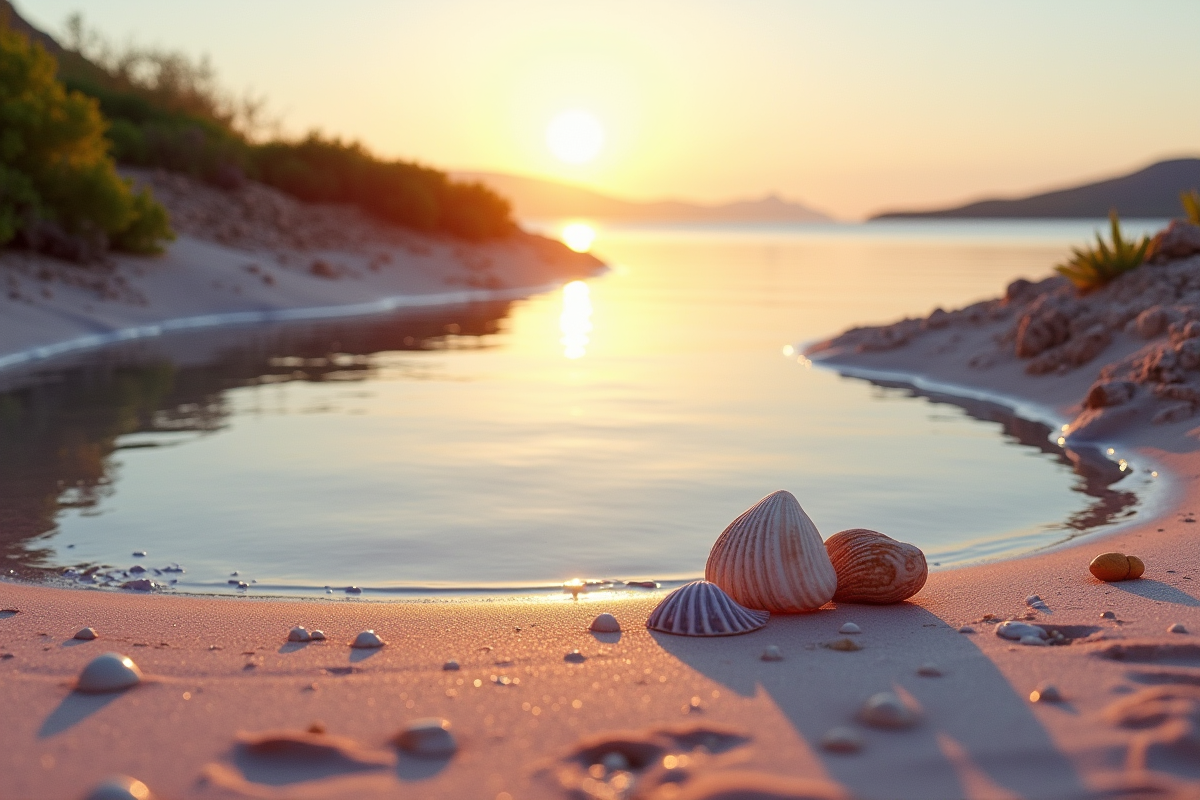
[351,630,385,648]
[288,626,311,643]
[589,613,621,633]
[77,653,143,693]
[825,529,927,604]
[394,718,456,758]
[647,580,769,636]
[74,627,99,640]
[705,490,837,613]
[84,775,153,800]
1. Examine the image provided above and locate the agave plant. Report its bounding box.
[1182,189,1200,225]
[1055,210,1150,292]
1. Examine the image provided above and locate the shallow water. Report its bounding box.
[0,220,1166,597]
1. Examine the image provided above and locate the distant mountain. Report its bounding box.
[872,158,1200,220]
[454,171,833,224]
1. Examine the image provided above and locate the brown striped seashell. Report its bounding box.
[705,490,837,613]
[825,528,927,604]
[646,580,769,636]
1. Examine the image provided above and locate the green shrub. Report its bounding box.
[1182,189,1200,226]
[0,22,173,256]
[1055,210,1150,292]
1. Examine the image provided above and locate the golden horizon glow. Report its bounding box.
[561,222,596,253]
[546,110,605,165]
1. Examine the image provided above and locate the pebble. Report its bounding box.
[121,579,154,591]
[351,630,385,648]
[995,621,1048,641]
[820,726,864,753]
[74,627,99,641]
[839,622,861,635]
[129,565,147,574]
[1019,635,1048,647]
[77,653,143,693]
[916,662,943,677]
[761,645,784,661]
[858,692,918,729]
[131,552,146,558]
[564,649,587,663]
[84,775,153,800]
[309,630,326,641]
[589,613,621,633]
[1100,611,1116,620]
[958,625,976,634]
[288,626,311,643]
[443,660,460,671]
[1169,623,1188,634]
[394,718,456,758]
[1029,683,1063,703]
[824,638,862,652]
[345,586,362,595]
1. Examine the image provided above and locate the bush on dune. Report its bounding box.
[1055,210,1150,293]
[0,21,173,258]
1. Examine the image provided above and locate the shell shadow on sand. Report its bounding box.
[649,603,1088,799]
[1106,579,1200,607]
[39,692,122,738]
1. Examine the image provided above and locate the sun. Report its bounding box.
[546,110,604,165]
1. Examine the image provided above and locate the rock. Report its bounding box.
[77,653,142,693]
[393,718,456,758]
[820,726,864,753]
[443,660,460,671]
[74,627,98,640]
[858,692,918,729]
[1148,220,1200,264]
[1133,306,1172,339]
[288,626,311,643]
[1019,635,1048,646]
[1030,683,1063,703]
[589,613,621,633]
[1153,402,1195,425]
[564,649,587,663]
[84,775,153,800]
[923,307,951,329]
[309,630,326,641]
[120,579,154,592]
[1178,338,1200,370]
[1085,380,1136,409]
[1169,623,1188,634]
[958,625,976,634]
[1100,611,1116,619]
[995,621,1048,641]
[351,630,385,648]
[1005,278,1035,304]
[761,645,784,662]
[1016,305,1071,358]
[916,662,943,677]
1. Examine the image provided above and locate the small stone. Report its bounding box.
[74,627,98,641]
[1090,552,1132,582]
[1169,623,1188,634]
[839,622,861,635]
[77,653,142,693]
[84,775,153,800]
[761,645,784,661]
[995,621,1048,641]
[394,718,456,758]
[351,630,385,648]
[1025,595,1042,605]
[564,649,587,663]
[1100,611,1116,619]
[120,579,154,591]
[288,626,311,643]
[824,638,862,652]
[1029,683,1062,703]
[309,630,326,641]
[129,565,147,574]
[958,625,976,634]
[589,613,621,633]
[345,586,362,595]
[1019,635,1048,647]
[916,662,942,677]
[859,692,918,729]
[131,551,146,558]
[442,660,460,671]
[820,726,864,753]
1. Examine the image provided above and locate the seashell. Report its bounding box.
[309,630,326,641]
[858,692,918,729]
[646,580,769,637]
[761,645,784,661]
[820,726,863,753]
[351,630,385,648]
[838,622,861,634]
[825,529,927,604]
[288,626,311,643]
[1029,683,1062,703]
[589,613,621,633]
[995,621,1047,641]
[394,718,456,758]
[442,659,460,671]
[85,775,153,800]
[1169,623,1188,634]
[705,490,837,613]
[74,627,99,640]
[1089,552,1132,581]
[77,653,142,693]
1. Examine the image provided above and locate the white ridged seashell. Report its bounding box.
[705,490,836,613]
[309,630,326,641]
[646,580,769,637]
[288,626,310,642]
[858,692,918,729]
[85,775,153,800]
[351,630,385,648]
[77,653,143,693]
[394,718,456,758]
[589,613,621,633]
[74,627,99,640]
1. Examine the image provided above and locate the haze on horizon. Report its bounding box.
[20,0,1200,220]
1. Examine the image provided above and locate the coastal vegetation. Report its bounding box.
[1055,210,1151,292]
[1182,189,1200,226]
[58,15,515,241]
[0,23,173,258]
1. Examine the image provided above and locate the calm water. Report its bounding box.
[0,220,1165,597]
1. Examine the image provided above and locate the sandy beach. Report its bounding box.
[4,245,1200,799]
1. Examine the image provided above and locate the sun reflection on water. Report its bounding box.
[561,222,596,253]
[560,280,593,359]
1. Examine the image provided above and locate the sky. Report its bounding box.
[19,0,1200,219]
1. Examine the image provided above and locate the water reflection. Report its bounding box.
[561,222,596,253]
[559,280,593,359]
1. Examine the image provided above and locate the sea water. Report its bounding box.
[0,220,1167,597]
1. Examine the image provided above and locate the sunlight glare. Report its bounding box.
[561,222,596,253]
[559,280,593,359]
[546,110,604,164]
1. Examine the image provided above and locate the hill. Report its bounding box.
[454,171,832,224]
[872,158,1200,220]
